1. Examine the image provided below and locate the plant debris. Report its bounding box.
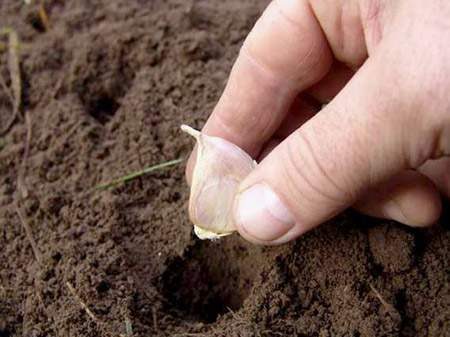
[0,27,22,135]
[95,158,183,190]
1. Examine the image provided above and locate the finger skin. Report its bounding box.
[233,0,450,245]
[234,54,441,245]
[186,0,450,245]
[188,94,320,185]
[187,0,332,184]
[420,158,450,199]
[260,95,319,160]
[307,62,354,103]
[309,0,367,68]
[274,95,320,140]
[201,0,332,156]
[355,170,442,227]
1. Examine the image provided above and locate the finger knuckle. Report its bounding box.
[243,0,332,87]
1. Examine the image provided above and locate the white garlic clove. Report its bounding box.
[181,125,256,240]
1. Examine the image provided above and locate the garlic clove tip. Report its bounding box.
[181,124,201,140]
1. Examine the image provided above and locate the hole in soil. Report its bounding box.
[96,280,110,294]
[27,13,46,33]
[0,329,11,337]
[395,288,407,312]
[88,94,120,124]
[160,237,262,323]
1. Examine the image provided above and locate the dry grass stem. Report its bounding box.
[0,28,22,135]
[95,158,183,190]
[124,318,133,337]
[39,1,51,31]
[152,307,158,331]
[369,283,396,312]
[15,204,42,264]
[66,282,99,322]
[66,282,127,337]
[0,73,14,103]
[17,112,32,199]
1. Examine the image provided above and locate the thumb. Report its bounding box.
[233,58,432,245]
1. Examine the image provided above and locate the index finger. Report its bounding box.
[202,0,332,157]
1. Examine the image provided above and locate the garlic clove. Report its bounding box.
[181,124,256,240]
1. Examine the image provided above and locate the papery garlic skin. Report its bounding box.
[181,125,256,240]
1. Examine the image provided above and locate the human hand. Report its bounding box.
[187,0,450,244]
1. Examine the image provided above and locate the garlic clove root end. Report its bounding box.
[194,225,233,240]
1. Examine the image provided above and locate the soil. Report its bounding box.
[0,1,448,336]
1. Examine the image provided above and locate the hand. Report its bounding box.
[188,0,450,244]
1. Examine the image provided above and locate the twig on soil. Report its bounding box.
[0,72,14,103]
[369,283,396,313]
[45,66,66,104]
[39,1,51,31]
[95,158,183,190]
[15,203,42,264]
[66,282,99,322]
[152,307,158,331]
[66,282,127,337]
[0,28,22,135]
[135,145,146,189]
[124,317,133,337]
[17,111,32,199]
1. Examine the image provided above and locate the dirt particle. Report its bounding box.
[368,223,415,273]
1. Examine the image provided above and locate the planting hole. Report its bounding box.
[0,329,11,337]
[88,94,120,125]
[27,13,46,33]
[160,237,262,323]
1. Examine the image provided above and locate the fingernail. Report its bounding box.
[384,199,410,225]
[235,184,295,241]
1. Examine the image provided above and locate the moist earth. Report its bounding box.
[0,1,448,336]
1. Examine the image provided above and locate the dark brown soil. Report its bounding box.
[0,1,448,336]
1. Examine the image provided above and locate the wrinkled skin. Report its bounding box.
[187,0,450,245]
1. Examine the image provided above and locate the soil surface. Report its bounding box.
[0,1,449,336]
